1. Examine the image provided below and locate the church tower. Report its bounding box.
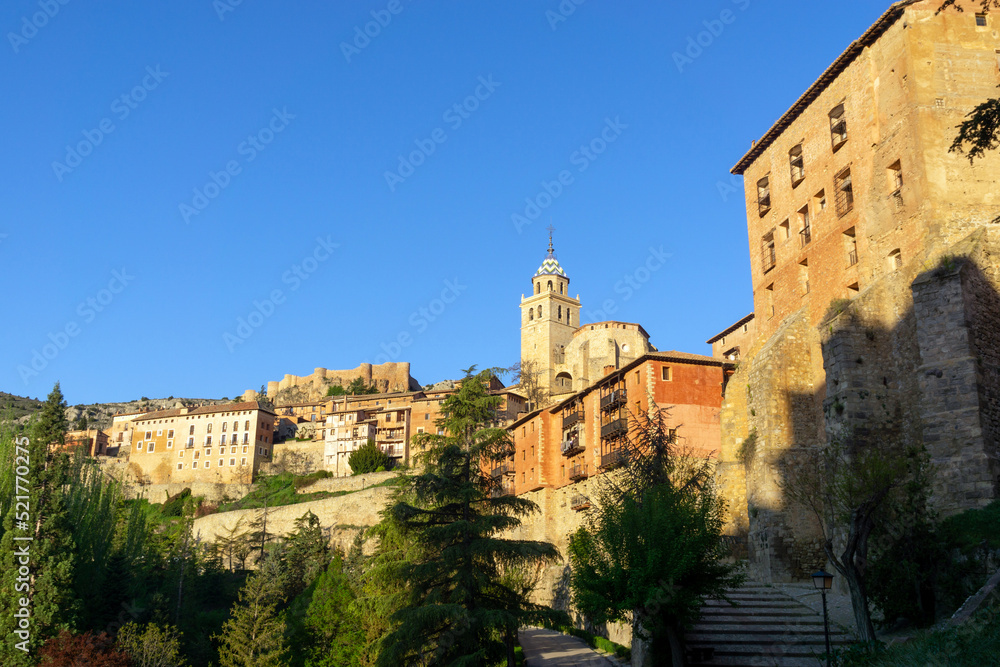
[520,230,581,401]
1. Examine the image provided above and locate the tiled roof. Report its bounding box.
[534,251,568,280]
[134,401,275,422]
[706,314,755,344]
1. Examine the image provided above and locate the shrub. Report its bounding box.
[162,488,192,517]
[348,440,390,475]
[292,470,333,490]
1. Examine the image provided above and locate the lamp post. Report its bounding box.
[812,569,834,667]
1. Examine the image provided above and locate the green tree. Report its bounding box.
[215,558,289,667]
[303,552,364,667]
[376,367,565,667]
[326,385,346,397]
[346,377,379,395]
[568,407,743,667]
[0,384,81,665]
[77,414,89,431]
[281,511,330,600]
[349,440,391,475]
[117,621,189,667]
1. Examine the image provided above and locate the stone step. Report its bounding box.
[688,624,847,634]
[688,652,825,667]
[687,632,851,645]
[698,611,818,621]
[704,599,803,608]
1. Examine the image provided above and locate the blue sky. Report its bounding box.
[1,0,894,405]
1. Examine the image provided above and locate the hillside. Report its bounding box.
[1,392,231,429]
[0,391,43,420]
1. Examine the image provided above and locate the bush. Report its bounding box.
[292,470,332,490]
[348,441,390,475]
[162,488,192,517]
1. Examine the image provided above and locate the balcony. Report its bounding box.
[799,226,811,247]
[761,246,776,273]
[601,449,627,469]
[600,418,627,440]
[562,411,583,429]
[848,249,858,267]
[600,389,627,412]
[491,463,513,478]
[561,437,584,457]
[491,482,515,498]
[570,494,591,511]
[569,464,589,481]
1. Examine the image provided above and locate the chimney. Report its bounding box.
[603,365,615,377]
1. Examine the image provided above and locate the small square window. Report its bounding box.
[177,463,183,470]
[241,457,247,465]
[192,461,198,468]
[230,458,236,466]
[976,13,988,27]
[167,440,173,449]
[662,367,672,382]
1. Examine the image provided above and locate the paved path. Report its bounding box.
[519,627,615,666]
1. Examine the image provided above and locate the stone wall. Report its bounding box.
[241,362,418,404]
[262,440,326,475]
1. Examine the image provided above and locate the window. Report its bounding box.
[243,433,249,444]
[535,282,540,294]
[221,422,227,432]
[888,249,902,271]
[231,446,237,454]
[245,420,250,430]
[976,12,988,26]
[206,423,212,434]
[148,443,154,452]
[204,461,210,469]
[241,457,247,465]
[189,425,195,435]
[789,144,804,185]
[661,366,672,381]
[136,442,142,450]
[206,448,212,456]
[179,451,184,458]
[559,282,564,294]
[219,459,224,467]
[798,206,811,246]
[188,437,194,447]
[145,431,151,440]
[230,458,236,466]
[567,309,572,326]
[888,160,903,192]
[765,283,775,319]
[558,305,562,320]
[233,421,239,431]
[221,435,227,445]
[242,445,248,453]
[167,429,174,438]
[177,463,183,470]
[815,189,827,212]
[529,309,534,321]
[847,282,860,295]
[156,430,162,437]
[547,280,553,292]
[799,259,810,295]
[779,219,790,240]
[167,440,173,449]
[756,176,771,216]
[835,168,854,217]
[830,104,848,150]
[844,227,858,267]
[538,306,542,318]
[206,435,212,446]
[761,230,776,273]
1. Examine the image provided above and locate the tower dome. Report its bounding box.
[533,230,569,283]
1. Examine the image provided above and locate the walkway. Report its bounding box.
[519,627,617,666]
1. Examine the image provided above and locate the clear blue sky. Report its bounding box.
[1,0,894,405]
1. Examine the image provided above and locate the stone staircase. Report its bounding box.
[685,584,853,666]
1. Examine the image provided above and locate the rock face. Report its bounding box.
[242,362,420,405]
[62,397,229,430]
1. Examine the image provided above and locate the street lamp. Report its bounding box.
[812,569,834,667]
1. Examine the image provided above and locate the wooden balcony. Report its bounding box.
[600,418,627,440]
[600,449,626,469]
[490,463,513,478]
[560,437,584,457]
[600,389,626,412]
[569,464,589,481]
[570,494,591,511]
[562,411,583,429]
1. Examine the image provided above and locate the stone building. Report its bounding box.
[128,401,276,485]
[241,361,419,404]
[722,0,1000,582]
[53,429,109,457]
[501,351,733,497]
[707,313,755,361]
[520,234,656,401]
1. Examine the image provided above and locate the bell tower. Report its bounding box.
[520,228,581,401]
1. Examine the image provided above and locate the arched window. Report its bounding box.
[567,309,572,326]
[536,282,540,294]
[558,305,562,320]
[559,282,564,294]
[547,280,553,292]
[538,306,543,318]
[529,309,534,321]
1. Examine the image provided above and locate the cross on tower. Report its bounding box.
[546,224,555,253]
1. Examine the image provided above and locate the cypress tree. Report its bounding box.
[215,558,289,667]
[376,367,565,667]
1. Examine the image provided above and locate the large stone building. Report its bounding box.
[128,401,276,485]
[720,0,1000,582]
[520,234,656,401]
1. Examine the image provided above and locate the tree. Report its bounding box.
[376,367,566,667]
[117,621,189,667]
[568,406,743,667]
[38,630,130,667]
[784,426,917,643]
[326,385,346,397]
[349,440,391,475]
[508,359,548,412]
[303,552,364,667]
[33,381,69,447]
[347,377,380,395]
[941,1,1000,161]
[215,558,289,667]
[281,511,330,600]
[77,414,89,431]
